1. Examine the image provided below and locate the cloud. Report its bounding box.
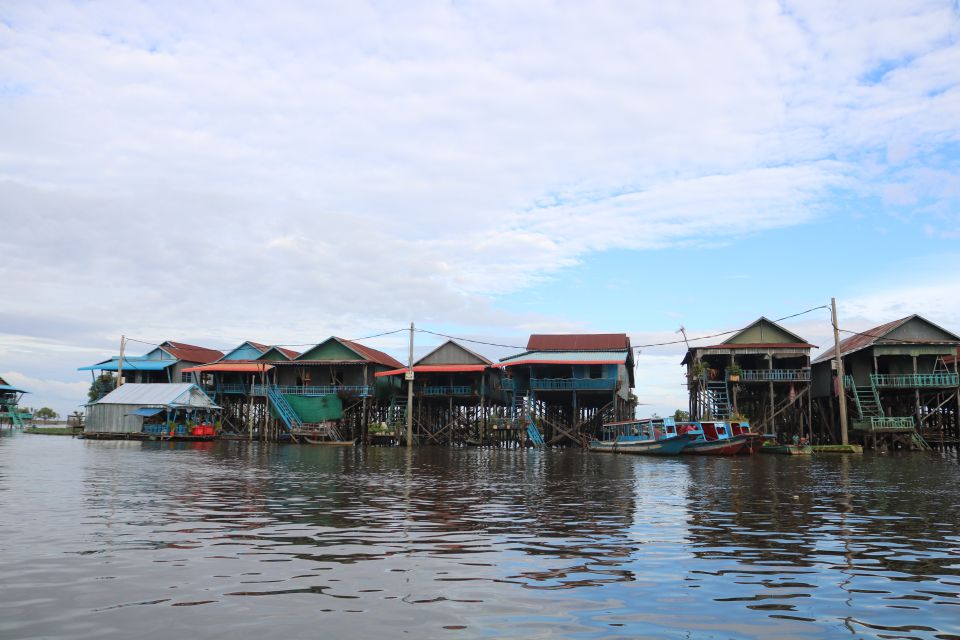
[1,1,959,410]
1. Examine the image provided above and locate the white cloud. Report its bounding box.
[1,1,959,409]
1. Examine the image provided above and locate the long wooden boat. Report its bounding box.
[760,443,813,455]
[729,421,770,454]
[676,421,748,456]
[590,419,695,456]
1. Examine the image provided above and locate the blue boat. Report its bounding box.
[590,418,694,455]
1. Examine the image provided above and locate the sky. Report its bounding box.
[2,0,959,418]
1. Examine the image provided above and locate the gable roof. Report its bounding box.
[91,383,219,409]
[159,341,224,364]
[813,315,960,363]
[527,334,630,351]
[256,345,301,360]
[723,317,809,346]
[219,341,271,361]
[294,337,405,369]
[414,340,493,367]
[340,338,405,368]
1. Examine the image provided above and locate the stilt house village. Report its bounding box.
[49,314,960,451]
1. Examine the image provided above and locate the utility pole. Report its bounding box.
[831,298,849,445]
[406,322,415,448]
[117,335,126,388]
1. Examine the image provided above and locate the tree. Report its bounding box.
[88,373,116,402]
[35,407,58,423]
[674,409,690,421]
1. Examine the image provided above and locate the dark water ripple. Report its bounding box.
[1,433,959,639]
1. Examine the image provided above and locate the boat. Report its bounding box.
[590,418,695,455]
[760,443,813,455]
[729,420,770,454]
[677,421,749,455]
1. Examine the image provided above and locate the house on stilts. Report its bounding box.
[79,341,224,398]
[0,376,29,428]
[682,317,815,438]
[811,314,960,450]
[374,340,507,445]
[497,334,635,446]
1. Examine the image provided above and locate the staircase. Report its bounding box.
[911,431,932,451]
[849,381,884,419]
[386,397,408,431]
[706,381,731,419]
[2,403,25,428]
[267,385,303,431]
[508,391,543,447]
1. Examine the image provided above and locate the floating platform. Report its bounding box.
[811,444,863,454]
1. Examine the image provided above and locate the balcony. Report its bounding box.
[870,373,959,388]
[738,369,810,382]
[209,384,371,397]
[423,385,473,396]
[853,416,915,432]
[530,377,617,391]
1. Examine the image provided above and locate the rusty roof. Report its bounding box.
[160,341,224,364]
[527,334,630,351]
[813,315,960,363]
[274,346,301,359]
[339,338,405,369]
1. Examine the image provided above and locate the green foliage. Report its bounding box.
[88,373,115,402]
[674,409,690,421]
[35,407,58,422]
[727,362,743,376]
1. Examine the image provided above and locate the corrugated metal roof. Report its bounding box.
[811,315,960,363]
[0,384,27,393]
[160,341,224,363]
[92,383,218,408]
[274,346,301,359]
[78,357,176,371]
[182,362,275,373]
[527,334,630,350]
[376,364,489,378]
[339,338,405,369]
[499,350,629,367]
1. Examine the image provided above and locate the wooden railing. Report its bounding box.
[870,373,958,388]
[738,369,810,382]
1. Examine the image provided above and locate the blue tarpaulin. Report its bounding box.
[78,358,176,372]
[128,407,165,417]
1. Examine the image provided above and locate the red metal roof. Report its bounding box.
[376,364,488,378]
[497,358,626,368]
[182,363,275,373]
[248,341,270,351]
[527,334,630,350]
[339,339,405,369]
[273,346,301,359]
[160,341,224,363]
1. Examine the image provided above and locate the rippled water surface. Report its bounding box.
[2,434,959,639]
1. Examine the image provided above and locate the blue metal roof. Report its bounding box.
[128,407,166,417]
[0,384,27,393]
[78,357,176,372]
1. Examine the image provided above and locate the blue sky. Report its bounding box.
[1,1,959,417]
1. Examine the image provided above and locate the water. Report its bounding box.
[1,434,959,639]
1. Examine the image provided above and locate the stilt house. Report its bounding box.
[682,317,814,437]
[374,340,505,445]
[79,341,224,389]
[0,376,29,428]
[498,334,635,446]
[811,314,960,449]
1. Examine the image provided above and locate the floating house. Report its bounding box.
[0,375,29,428]
[84,383,220,435]
[79,341,224,391]
[498,334,635,446]
[374,340,506,445]
[811,314,960,449]
[682,318,815,438]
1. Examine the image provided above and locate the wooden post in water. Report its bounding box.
[406,322,414,448]
[117,335,126,388]
[832,298,850,445]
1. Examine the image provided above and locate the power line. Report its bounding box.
[415,329,527,350]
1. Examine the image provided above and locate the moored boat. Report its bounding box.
[760,443,813,455]
[590,418,694,456]
[729,420,770,454]
[677,421,749,455]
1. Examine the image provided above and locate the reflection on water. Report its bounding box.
[0,434,958,639]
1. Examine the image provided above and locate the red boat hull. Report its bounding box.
[682,434,748,456]
[738,433,766,455]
